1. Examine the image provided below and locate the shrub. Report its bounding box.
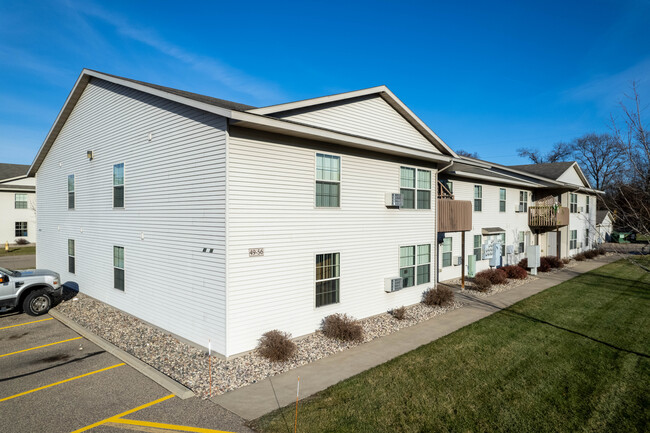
[538,257,551,272]
[422,286,455,307]
[475,268,508,285]
[596,248,606,256]
[256,330,296,362]
[502,265,528,279]
[574,253,586,261]
[472,276,492,292]
[14,238,29,245]
[562,258,571,265]
[390,306,407,320]
[542,256,564,269]
[584,250,597,259]
[321,314,363,342]
[517,258,528,269]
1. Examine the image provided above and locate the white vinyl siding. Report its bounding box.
[35,78,229,355]
[274,94,441,154]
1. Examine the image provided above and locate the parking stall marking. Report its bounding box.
[109,419,235,433]
[0,336,82,358]
[0,362,125,402]
[0,317,53,330]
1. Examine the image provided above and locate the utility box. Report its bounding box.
[527,245,541,275]
[467,255,476,277]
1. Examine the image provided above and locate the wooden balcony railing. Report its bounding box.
[528,206,569,228]
[437,198,472,232]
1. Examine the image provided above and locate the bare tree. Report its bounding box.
[517,141,573,164]
[572,133,626,190]
[456,149,479,158]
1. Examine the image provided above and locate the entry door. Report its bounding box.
[547,232,561,256]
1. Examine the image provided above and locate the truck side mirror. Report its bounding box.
[0,274,7,284]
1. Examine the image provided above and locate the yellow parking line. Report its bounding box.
[0,317,53,330]
[105,421,180,432]
[0,363,125,403]
[112,419,235,433]
[0,336,82,358]
[71,394,175,432]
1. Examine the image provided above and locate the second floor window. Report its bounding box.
[113,163,125,208]
[499,188,506,212]
[519,191,528,212]
[586,196,590,214]
[15,193,28,209]
[316,154,340,207]
[570,193,578,213]
[400,167,431,209]
[474,185,482,212]
[68,174,75,209]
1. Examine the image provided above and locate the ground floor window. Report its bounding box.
[499,233,506,257]
[442,238,453,267]
[316,253,340,307]
[68,239,75,274]
[473,235,482,260]
[401,244,431,287]
[15,222,27,237]
[585,228,590,247]
[113,246,125,291]
[570,230,577,250]
[416,245,431,285]
[518,232,525,253]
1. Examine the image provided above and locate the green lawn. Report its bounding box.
[0,245,36,257]
[255,258,650,433]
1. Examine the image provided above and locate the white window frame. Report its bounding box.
[68,174,75,210]
[570,193,578,213]
[518,232,525,253]
[570,230,577,250]
[315,252,340,307]
[519,191,528,212]
[473,234,482,260]
[441,237,453,267]
[315,153,341,208]
[586,196,590,214]
[68,239,75,274]
[113,246,125,291]
[585,228,590,247]
[15,193,28,209]
[400,166,432,210]
[499,188,506,213]
[474,185,482,212]
[400,244,431,287]
[113,163,125,209]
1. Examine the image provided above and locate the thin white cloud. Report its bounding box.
[79,4,286,104]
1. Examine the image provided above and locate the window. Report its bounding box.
[68,174,75,209]
[499,233,506,257]
[499,188,506,212]
[474,185,482,212]
[316,154,340,207]
[585,228,590,247]
[15,193,27,209]
[473,235,482,260]
[570,230,577,250]
[519,191,528,212]
[570,193,578,213]
[416,244,431,285]
[15,222,27,237]
[440,179,453,195]
[400,244,431,287]
[315,253,340,307]
[518,232,525,253]
[113,246,125,291]
[113,163,125,208]
[400,167,431,209]
[442,237,452,267]
[68,239,75,274]
[586,196,590,214]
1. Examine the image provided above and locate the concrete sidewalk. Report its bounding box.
[212,255,621,420]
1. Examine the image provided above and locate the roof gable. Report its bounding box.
[507,161,591,188]
[0,163,29,182]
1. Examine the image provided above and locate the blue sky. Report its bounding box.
[1,0,649,165]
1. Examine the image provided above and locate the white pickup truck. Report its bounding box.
[0,266,62,315]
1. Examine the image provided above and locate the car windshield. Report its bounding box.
[0,266,16,276]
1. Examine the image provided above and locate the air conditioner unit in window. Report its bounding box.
[385,193,402,207]
[514,204,525,212]
[453,256,462,266]
[579,206,584,212]
[385,277,403,293]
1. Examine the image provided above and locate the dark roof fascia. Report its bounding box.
[0,184,35,192]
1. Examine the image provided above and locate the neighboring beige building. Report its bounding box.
[0,163,36,245]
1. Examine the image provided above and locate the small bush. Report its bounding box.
[256,330,296,362]
[321,314,363,342]
[517,258,528,269]
[475,268,508,285]
[472,276,492,292]
[390,306,407,320]
[14,238,29,245]
[538,257,551,272]
[584,250,597,259]
[502,265,528,279]
[562,258,571,265]
[596,248,606,256]
[574,253,586,261]
[422,286,455,307]
[542,256,564,269]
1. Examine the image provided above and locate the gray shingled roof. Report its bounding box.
[88,70,256,112]
[0,163,30,181]
[507,162,575,180]
[446,162,540,184]
[596,210,611,225]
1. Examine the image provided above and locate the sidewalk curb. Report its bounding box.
[50,309,195,399]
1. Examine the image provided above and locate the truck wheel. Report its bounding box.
[23,289,52,316]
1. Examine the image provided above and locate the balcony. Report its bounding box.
[528,205,569,229]
[437,198,472,232]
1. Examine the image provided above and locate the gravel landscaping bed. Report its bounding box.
[454,275,539,297]
[54,293,462,399]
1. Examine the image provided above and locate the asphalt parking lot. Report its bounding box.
[0,311,254,433]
